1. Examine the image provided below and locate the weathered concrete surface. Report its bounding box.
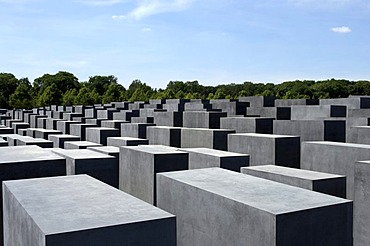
[147,126,181,147]
[69,123,97,141]
[241,165,346,198]
[181,147,249,172]
[181,128,235,151]
[121,123,155,139]
[88,146,119,158]
[153,111,183,127]
[228,133,300,168]
[0,145,66,245]
[64,141,102,149]
[220,117,273,133]
[56,120,81,134]
[16,136,54,148]
[273,119,346,142]
[182,111,227,129]
[119,145,188,205]
[85,127,120,146]
[290,105,347,120]
[3,175,176,246]
[107,136,148,147]
[157,168,352,246]
[301,141,370,200]
[48,134,81,148]
[52,149,118,187]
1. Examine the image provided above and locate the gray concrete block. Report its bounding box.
[121,123,155,139]
[131,116,154,124]
[239,96,275,107]
[220,117,274,133]
[26,128,38,138]
[291,105,347,120]
[354,161,370,245]
[34,128,62,140]
[246,107,291,120]
[0,127,14,134]
[3,175,176,246]
[100,120,128,135]
[69,123,98,141]
[62,112,83,121]
[0,138,8,147]
[0,145,66,245]
[30,115,47,128]
[210,99,248,116]
[275,98,319,106]
[241,165,346,198]
[85,118,104,126]
[228,133,300,168]
[37,117,48,129]
[56,120,81,134]
[273,119,346,142]
[46,118,64,130]
[113,110,139,121]
[157,168,352,246]
[320,96,370,109]
[64,141,102,149]
[181,147,249,172]
[48,134,81,148]
[301,141,370,200]
[347,126,370,144]
[52,149,118,187]
[85,127,120,145]
[181,128,235,151]
[147,126,181,147]
[183,111,227,129]
[119,145,188,205]
[16,136,54,148]
[153,111,183,127]
[107,136,148,147]
[12,122,30,134]
[88,146,119,158]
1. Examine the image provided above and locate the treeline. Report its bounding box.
[1,71,370,109]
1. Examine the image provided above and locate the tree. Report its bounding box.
[9,78,33,109]
[33,71,79,95]
[213,89,226,99]
[102,83,126,104]
[129,88,148,102]
[62,89,78,106]
[87,75,118,96]
[37,83,63,106]
[0,73,19,108]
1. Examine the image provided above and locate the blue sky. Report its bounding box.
[0,0,369,89]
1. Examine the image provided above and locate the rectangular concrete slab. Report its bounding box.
[119,145,188,205]
[107,136,148,147]
[220,117,274,134]
[52,149,118,188]
[147,126,182,147]
[64,141,102,149]
[241,165,346,198]
[85,127,120,146]
[3,175,176,246]
[0,145,66,245]
[157,168,352,246]
[181,128,235,151]
[228,133,300,168]
[301,141,370,199]
[181,147,250,172]
[48,134,81,148]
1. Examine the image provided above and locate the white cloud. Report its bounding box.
[331,26,352,33]
[113,0,196,21]
[142,27,151,31]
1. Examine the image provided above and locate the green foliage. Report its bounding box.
[3,71,370,109]
[9,78,33,109]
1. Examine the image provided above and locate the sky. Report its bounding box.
[0,0,369,89]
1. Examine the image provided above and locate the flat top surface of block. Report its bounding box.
[181,148,249,157]
[48,134,80,138]
[121,145,185,154]
[230,133,299,138]
[34,128,61,133]
[18,136,52,143]
[87,146,119,154]
[181,127,235,132]
[110,136,147,141]
[242,165,344,180]
[225,117,274,120]
[0,145,64,164]
[305,141,370,149]
[86,127,119,131]
[3,175,174,234]
[64,141,101,147]
[52,149,114,159]
[159,168,350,214]
[148,126,182,129]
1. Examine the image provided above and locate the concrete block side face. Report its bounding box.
[331,106,347,117]
[276,107,291,120]
[220,156,250,172]
[157,174,275,246]
[241,168,313,190]
[275,138,300,168]
[3,183,45,246]
[360,98,370,109]
[324,121,346,142]
[119,148,155,204]
[354,161,370,245]
[213,131,232,151]
[169,129,181,148]
[313,178,347,198]
[45,218,176,246]
[255,119,273,134]
[276,203,353,246]
[74,158,118,188]
[181,129,213,149]
[301,142,370,200]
